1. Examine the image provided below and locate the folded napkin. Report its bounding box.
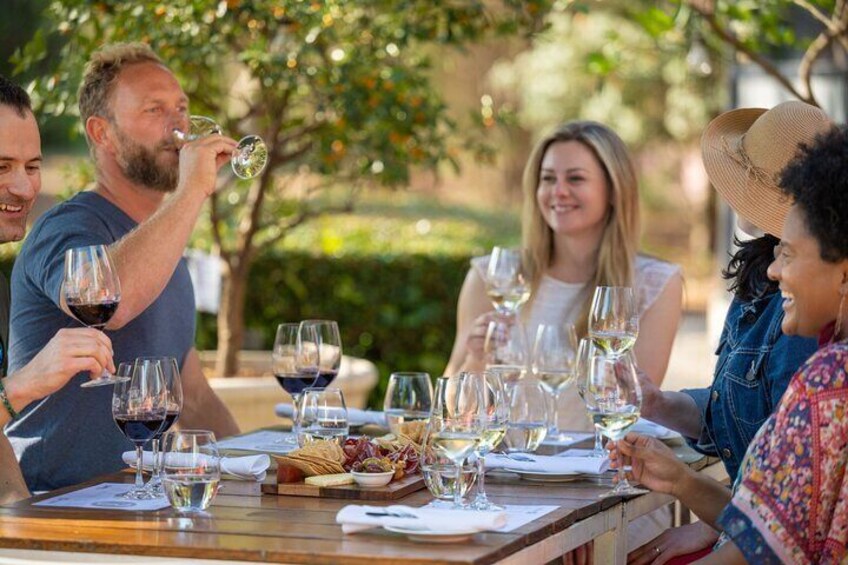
[336,504,507,534]
[485,453,609,475]
[630,418,682,440]
[122,451,270,482]
[275,403,387,427]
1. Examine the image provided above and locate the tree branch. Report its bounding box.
[799,30,835,107]
[794,0,836,30]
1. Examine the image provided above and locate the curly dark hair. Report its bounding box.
[0,74,32,118]
[779,125,848,263]
[722,234,780,301]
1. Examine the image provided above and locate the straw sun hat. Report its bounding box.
[701,100,832,237]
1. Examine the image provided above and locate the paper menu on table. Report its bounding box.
[216,430,297,455]
[34,483,171,511]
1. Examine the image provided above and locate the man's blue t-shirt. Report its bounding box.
[6,191,195,491]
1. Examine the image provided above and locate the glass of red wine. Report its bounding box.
[272,323,320,445]
[112,358,167,500]
[300,320,342,388]
[62,244,126,388]
[136,357,182,497]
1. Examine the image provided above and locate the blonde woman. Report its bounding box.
[445,121,683,433]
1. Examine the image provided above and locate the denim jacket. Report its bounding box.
[682,292,818,480]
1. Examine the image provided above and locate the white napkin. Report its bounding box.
[630,418,682,440]
[122,451,270,482]
[485,453,609,475]
[336,504,507,534]
[275,403,387,427]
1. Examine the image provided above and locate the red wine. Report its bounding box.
[67,300,119,329]
[275,373,317,396]
[153,411,181,440]
[314,370,338,389]
[114,413,165,445]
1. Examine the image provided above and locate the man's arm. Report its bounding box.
[0,435,28,504]
[177,347,240,438]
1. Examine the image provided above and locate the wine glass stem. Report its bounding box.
[453,460,464,508]
[594,428,604,454]
[134,445,145,488]
[292,393,301,436]
[151,439,161,483]
[475,455,487,502]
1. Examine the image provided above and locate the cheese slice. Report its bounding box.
[304,473,355,487]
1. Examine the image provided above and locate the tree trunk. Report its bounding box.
[215,262,249,377]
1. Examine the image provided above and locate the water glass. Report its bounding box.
[503,377,549,453]
[420,446,478,507]
[162,430,221,513]
[297,387,349,446]
[383,372,433,435]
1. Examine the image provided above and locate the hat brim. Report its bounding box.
[701,107,789,237]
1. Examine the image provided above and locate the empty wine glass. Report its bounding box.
[272,322,320,445]
[583,349,647,497]
[470,371,508,511]
[576,338,606,458]
[589,286,639,357]
[297,387,348,447]
[162,430,221,514]
[63,245,126,388]
[532,323,578,443]
[172,115,268,179]
[503,377,549,453]
[485,247,530,316]
[484,318,529,383]
[383,372,433,436]
[112,358,166,500]
[301,320,342,388]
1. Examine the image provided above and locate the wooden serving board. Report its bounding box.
[261,473,425,500]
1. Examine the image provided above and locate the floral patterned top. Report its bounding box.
[716,339,848,564]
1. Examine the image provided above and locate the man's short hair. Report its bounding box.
[78,42,163,145]
[0,74,33,118]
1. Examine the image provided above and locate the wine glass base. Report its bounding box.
[470,498,504,511]
[81,375,131,388]
[599,485,649,498]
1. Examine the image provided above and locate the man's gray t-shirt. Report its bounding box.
[7,191,195,491]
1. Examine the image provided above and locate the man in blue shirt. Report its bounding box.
[7,43,240,491]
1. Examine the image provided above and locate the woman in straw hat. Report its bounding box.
[445,121,683,416]
[614,123,848,564]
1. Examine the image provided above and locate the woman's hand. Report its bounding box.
[608,432,691,496]
[628,522,718,565]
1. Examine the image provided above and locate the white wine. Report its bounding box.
[590,410,639,440]
[503,422,548,453]
[590,330,637,356]
[431,432,479,462]
[385,409,430,436]
[537,370,575,390]
[421,463,477,501]
[478,426,507,454]
[163,476,219,512]
[487,286,530,312]
[486,364,524,383]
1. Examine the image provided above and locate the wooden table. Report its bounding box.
[0,447,721,565]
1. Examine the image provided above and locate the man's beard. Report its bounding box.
[114,128,178,192]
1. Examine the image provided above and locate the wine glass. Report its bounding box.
[503,377,549,453]
[301,320,342,388]
[112,358,167,500]
[136,357,183,497]
[296,387,348,447]
[383,372,433,436]
[588,286,639,357]
[469,371,508,511]
[532,323,578,443]
[583,349,647,497]
[576,338,606,458]
[172,115,268,179]
[272,322,320,445]
[162,430,221,514]
[485,247,530,316]
[427,374,485,509]
[484,318,529,383]
[62,245,126,388]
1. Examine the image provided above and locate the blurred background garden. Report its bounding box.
[2,1,846,412]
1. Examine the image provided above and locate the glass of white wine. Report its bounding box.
[485,247,530,316]
[532,323,578,443]
[162,430,220,514]
[427,374,485,509]
[172,115,268,179]
[503,377,549,453]
[484,318,528,384]
[383,372,432,435]
[470,371,508,511]
[575,338,606,458]
[588,286,639,357]
[583,349,647,497]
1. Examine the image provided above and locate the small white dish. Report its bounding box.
[351,470,394,487]
[384,524,479,543]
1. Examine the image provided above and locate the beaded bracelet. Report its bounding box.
[0,377,17,420]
